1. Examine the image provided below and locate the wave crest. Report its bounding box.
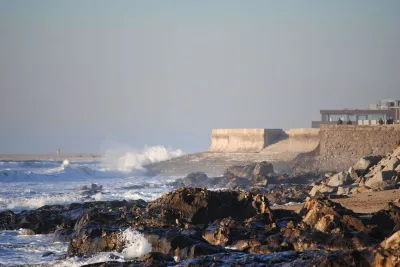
[102,146,184,172]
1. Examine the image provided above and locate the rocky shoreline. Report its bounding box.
[1,148,400,266]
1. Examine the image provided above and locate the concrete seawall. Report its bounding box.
[209,129,284,153]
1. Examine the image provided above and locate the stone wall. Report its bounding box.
[319,125,400,159]
[209,129,284,153]
[293,125,400,172]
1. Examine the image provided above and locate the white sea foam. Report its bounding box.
[121,228,152,259]
[3,192,83,211]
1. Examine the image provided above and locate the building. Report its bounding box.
[312,99,400,128]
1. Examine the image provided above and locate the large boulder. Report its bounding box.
[69,225,227,260]
[365,170,397,189]
[383,157,400,171]
[327,171,353,187]
[223,162,274,185]
[369,202,400,238]
[172,172,209,187]
[353,156,382,176]
[143,188,274,226]
[309,184,337,197]
[300,197,365,233]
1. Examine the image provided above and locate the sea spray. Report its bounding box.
[102,145,184,172]
[121,228,152,259]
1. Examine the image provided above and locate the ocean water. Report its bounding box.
[0,146,183,266]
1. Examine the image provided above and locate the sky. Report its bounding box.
[0,1,400,153]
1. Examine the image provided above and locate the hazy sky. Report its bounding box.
[1,1,400,153]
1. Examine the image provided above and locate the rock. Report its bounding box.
[365,171,397,189]
[68,224,123,255]
[369,202,400,238]
[327,171,353,187]
[91,184,103,191]
[53,228,74,242]
[383,157,400,171]
[309,184,337,197]
[393,146,400,157]
[300,197,365,233]
[353,156,382,176]
[381,230,400,250]
[175,250,371,267]
[178,172,209,187]
[42,251,55,257]
[223,162,274,185]
[374,229,400,266]
[139,252,175,267]
[337,186,351,195]
[396,164,400,172]
[143,188,274,226]
[202,217,262,247]
[19,228,36,235]
[0,210,15,229]
[226,177,251,189]
[78,185,89,190]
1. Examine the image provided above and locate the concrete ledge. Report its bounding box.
[209,128,284,153]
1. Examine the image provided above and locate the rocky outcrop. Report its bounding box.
[224,161,274,185]
[143,187,274,226]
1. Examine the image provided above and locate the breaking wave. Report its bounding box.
[102,146,184,172]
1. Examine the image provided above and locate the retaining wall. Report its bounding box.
[209,129,284,153]
[319,125,400,159]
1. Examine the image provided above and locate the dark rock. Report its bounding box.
[143,187,274,226]
[53,228,75,242]
[369,202,400,238]
[224,161,274,185]
[0,210,15,230]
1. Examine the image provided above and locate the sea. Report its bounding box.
[0,146,184,266]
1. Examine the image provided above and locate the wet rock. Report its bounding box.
[53,228,75,242]
[139,252,175,267]
[172,172,209,187]
[175,250,371,267]
[42,251,55,257]
[327,171,353,187]
[365,170,397,189]
[143,227,227,260]
[78,185,89,190]
[68,224,123,255]
[202,218,256,247]
[1,200,147,234]
[0,210,15,229]
[143,188,274,226]
[20,228,36,235]
[226,177,250,189]
[91,184,103,191]
[353,156,382,176]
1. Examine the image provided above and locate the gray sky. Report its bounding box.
[1,1,400,153]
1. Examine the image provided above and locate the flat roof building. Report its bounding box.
[312,99,400,128]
